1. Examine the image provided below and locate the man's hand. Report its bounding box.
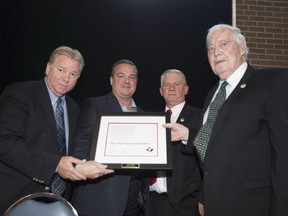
[57,156,87,181]
[76,160,114,179]
[163,123,189,141]
[198,202,205,216]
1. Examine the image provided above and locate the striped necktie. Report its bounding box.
[51,97,66,195]
[55,97,66,155]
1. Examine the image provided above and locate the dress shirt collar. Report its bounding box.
[225,62,247,89]
[45,78,66,106]
[203,63,247,124]
[120,98,137,112]
[165,101,185,123]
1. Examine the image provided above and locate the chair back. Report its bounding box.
[4,192,78,216]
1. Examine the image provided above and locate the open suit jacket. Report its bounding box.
[188,65,288,216]
[71,92,146,216]
[147,103,202,216]
[0,79,80,215]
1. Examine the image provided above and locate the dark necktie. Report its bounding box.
[149,109,172,186]
[193,81,228,161]
[51,97,66,195]
[55,97,66,155]
[166,109,172,117]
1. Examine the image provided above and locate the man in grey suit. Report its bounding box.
[164,24,288,216]
[0,46,113,215]
[148,69,202,216]
[71,59,148,216]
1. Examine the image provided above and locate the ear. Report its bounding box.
[45,63,50,76]
[184,85,189,95]
[159,87,164,96]
[239,43,246,57]
[110,76,113,86]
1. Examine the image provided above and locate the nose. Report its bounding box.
[62,72,70,82]
[169,85,175,91]
[124,77,130,83]
[214,45,223,56]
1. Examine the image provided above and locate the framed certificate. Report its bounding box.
[89,112,172,170]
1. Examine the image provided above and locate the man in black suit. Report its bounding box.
[148,69,202,216]
[164,24,288,216]
[0,46,113,215]
[71,59,148,216]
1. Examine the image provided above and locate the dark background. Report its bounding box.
[0,0,232,111]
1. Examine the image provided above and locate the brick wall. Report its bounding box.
[236,0,288,68]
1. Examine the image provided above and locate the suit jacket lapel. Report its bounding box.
[37,80,57,133]
[106,92,123,112]
[66,96,78,151]
[36,80,58,153]
[176,103,187,123]
[205,66,254,160]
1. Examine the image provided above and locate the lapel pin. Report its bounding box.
[240,83,246,88]
[180,118,185,122]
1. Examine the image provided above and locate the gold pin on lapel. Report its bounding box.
[240,83,246,88]
[180,118,185,122]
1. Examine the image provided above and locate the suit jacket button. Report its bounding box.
[204,172,208,176]
[45,186,50,191]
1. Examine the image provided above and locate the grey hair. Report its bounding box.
[160,69,187,86]
[206,24,249,59]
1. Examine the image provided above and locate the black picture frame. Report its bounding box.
[89,112,172,170]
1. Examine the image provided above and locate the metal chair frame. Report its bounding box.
[4,192,78,216]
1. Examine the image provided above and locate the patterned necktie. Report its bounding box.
[55,97,66,155]
[51,97,66,195]
[193,81,228,161]
[149,109,172,186]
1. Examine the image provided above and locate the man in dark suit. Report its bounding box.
[0,46,113,215]
[164,24,288,216]
[71,59,148,216]
[148,69,202,216]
